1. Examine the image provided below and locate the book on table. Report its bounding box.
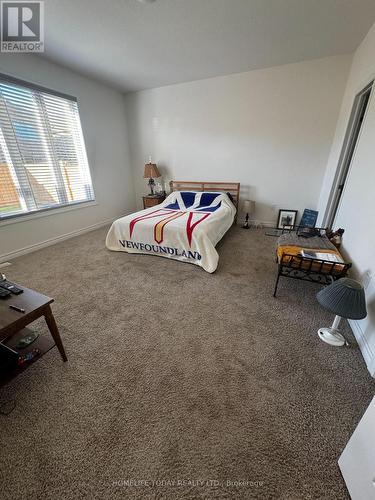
[301,249,344,263]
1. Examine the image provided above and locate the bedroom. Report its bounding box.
[0,1,375,499]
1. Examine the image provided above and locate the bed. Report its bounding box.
[273,227,352,296]
[106,181,240,273]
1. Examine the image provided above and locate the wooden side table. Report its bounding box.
[0,284,67,387]
[142,194,166,209]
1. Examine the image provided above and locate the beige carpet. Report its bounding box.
[0,226,374,499]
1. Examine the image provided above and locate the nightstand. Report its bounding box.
[142,194,166,209]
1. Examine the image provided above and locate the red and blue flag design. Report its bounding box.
[130,191,223,245]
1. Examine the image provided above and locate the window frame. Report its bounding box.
[0,73,95,224]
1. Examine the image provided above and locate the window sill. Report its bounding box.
[0,200,98,227]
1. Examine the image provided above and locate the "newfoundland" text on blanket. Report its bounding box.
[119,240,202,260]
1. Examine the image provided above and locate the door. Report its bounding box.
[324,82,373,228]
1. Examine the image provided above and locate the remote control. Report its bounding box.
[0,280,23,295]
[0,288,11,299]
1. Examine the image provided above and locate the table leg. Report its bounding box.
[44,305,68,362]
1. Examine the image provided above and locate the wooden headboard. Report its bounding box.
[169,181,240,214]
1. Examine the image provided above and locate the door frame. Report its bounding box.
[323,81,374,228]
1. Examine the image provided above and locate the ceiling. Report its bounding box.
[41,0,375,92]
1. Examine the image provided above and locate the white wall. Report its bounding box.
[317,23,375,375]
[0,54,134,260]
[125,55,351,224]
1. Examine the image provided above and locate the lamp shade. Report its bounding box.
[316,278,367,320]
[243,200,255,213]
[144,163,161,179]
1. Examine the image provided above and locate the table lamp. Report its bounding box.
[242,200,255,229]
[316,278,367,347]
[144,158,161,196]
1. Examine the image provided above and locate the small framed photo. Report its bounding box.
[277,209,298,229]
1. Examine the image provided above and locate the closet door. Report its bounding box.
[334,89,375,271]
[333,87,375,372]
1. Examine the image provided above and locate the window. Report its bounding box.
[0,74,94,221]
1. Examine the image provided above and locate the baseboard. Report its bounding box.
[243,220,275,228]
[254,220,274,228]
[0,218,114,263]
[349,319,375,378]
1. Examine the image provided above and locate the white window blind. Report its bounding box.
[0,74,94,221]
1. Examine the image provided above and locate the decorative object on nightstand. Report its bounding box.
[242,200,255,229]
[316,278,367,347]
[144,157,161,195]
[153,178,165,196]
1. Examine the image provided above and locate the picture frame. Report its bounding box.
[299,209,318,228]
[277,209,298,230]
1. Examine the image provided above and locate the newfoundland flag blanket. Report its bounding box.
[106,191,236,273]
